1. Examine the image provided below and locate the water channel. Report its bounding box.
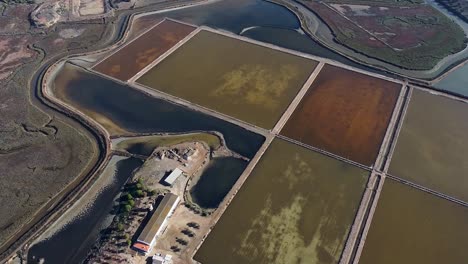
[28,157,143,264]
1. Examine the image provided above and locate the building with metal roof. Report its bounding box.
[163,168,183,186]
[133,193,180,254]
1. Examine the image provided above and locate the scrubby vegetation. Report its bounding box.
[1,0,35,4]
[300,0,467,70]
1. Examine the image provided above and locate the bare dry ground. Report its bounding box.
[78,0,107,16]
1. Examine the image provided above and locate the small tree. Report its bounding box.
[135,190,144,197]
[117,223,124,231]
[124,204,132,213]
[125,193,133,201]
[128,200,135,207]
[126,239,132,247]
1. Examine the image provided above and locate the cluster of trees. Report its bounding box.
[112,178,158,247]
[119,178,157,213]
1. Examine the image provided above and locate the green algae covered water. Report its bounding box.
[194,139,368,264]
[137,30,318,129]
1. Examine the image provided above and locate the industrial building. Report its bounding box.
[132,193,180,254]
[163,168,183,186]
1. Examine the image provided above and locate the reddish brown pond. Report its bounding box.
[93,19,195,81]
[281,65,400,166]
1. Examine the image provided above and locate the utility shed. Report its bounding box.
[164,168,183,186]
[134,193,180,254]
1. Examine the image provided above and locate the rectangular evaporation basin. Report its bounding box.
[93,19,195,81]
[281,65,401,166]
[359,179,468,264]
[194,138,369,264]
[136,30,318,129]
[389,89,468,203]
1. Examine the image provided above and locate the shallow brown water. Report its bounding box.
[93,20,195,81]
[137,30,318,129]
[194,139,368,264]
[359,179,468,264]
[281,65,400,166]
[389,89,468,202]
